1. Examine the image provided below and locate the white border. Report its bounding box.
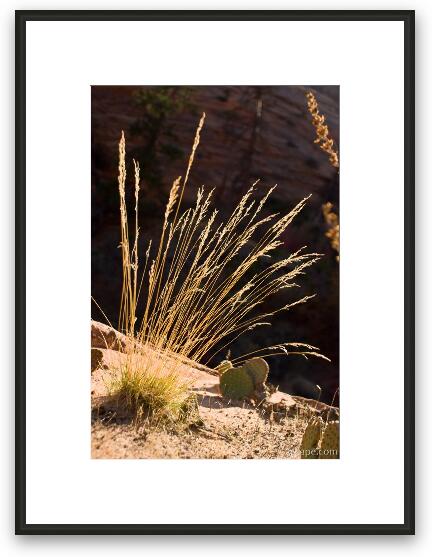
[26,19,404,525]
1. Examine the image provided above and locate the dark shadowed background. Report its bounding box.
[91,85,339,404]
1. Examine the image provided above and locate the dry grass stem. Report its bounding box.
[306,91,339,169]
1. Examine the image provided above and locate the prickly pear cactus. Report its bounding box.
[215,360,233,376]
[300,419,322,459]
[243,357,269,387]
[319,421,339,459]
[219,367,255,400]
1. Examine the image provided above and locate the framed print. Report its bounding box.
[15,10,415,534]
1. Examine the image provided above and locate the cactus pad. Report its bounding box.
[319,421,339,459]
[300,419,322,459]
[243,357,269,387]
[220,367,254,400]
[215,360,233,376]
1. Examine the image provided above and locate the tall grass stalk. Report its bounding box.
[116,113,328,381]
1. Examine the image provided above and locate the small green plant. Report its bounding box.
[243,357,269,388]
[319,421,339,459]
[215,360,234,376]
[300,419,322,459]
[218,357,269,400]
[219,366,255,400]
[300,419,339,459]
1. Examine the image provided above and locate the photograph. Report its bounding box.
[15,8,414,535]
[90,85,340,459]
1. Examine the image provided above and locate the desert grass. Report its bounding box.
[108,361,196,426]
[105,113,329,422]
[306,91,339,169]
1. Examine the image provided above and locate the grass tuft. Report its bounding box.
[108,362,197,425]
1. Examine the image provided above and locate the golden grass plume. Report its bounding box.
[306,91,339,169]
[105,113,329,420]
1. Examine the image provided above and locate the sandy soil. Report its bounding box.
[92,401,307,459]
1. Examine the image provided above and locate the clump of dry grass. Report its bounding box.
[306,91,339,169]
[107,113,328,421]
[108,361,196,425]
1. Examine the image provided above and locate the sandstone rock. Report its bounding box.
[293,395,340,421]
[91,320,127,352]
[91,320,217,375]
[91,348,104,372]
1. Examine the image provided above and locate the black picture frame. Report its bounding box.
[15,9,415,535]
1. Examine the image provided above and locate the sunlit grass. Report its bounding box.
[108,361,196,425]
[100,113,329,423]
